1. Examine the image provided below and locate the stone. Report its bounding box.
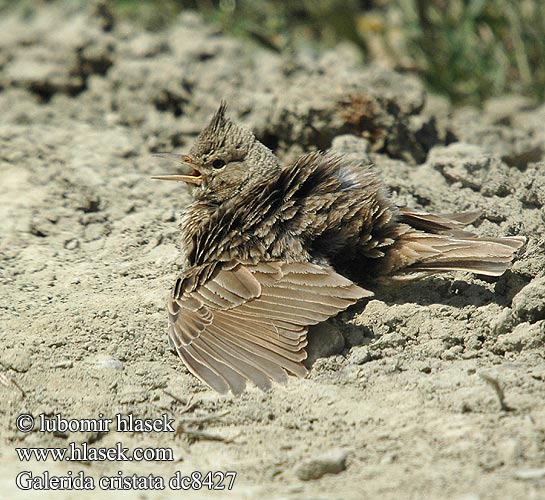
[512,276,545,323]
[295,448,349,481]
[427,143,512,196]
[494,321,545,353]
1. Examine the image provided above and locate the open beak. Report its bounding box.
[151,153,202,185]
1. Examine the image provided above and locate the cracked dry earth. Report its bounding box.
[1,5,545,500]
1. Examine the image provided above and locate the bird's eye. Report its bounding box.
[212,159,226,169]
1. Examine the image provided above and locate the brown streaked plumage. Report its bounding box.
[153,102,525,395]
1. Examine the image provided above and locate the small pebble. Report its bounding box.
[295,448,349,481]
[350,346,371,365]
[64,238,80,250]
[513,468,545,480]
[51,360,73,369]
[94,357,124,370]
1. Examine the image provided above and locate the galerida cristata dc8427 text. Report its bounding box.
[153,103,525,395]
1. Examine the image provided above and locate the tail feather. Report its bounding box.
[411,260,513,276]
[396,235,524,276]
[386,209,525,277]
[397,207,481,236]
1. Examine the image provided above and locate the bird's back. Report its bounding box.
[273,151,524,281]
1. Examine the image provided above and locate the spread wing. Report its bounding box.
[168,260,372,394]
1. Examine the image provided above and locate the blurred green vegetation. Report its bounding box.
[2,0,544,104]
[114,0,545,104]
[395,0,545,103]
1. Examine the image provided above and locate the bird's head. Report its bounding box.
[153,102,280,204]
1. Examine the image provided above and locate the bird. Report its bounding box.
[152,102,525,395]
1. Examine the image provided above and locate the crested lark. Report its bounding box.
[153,103,525,395]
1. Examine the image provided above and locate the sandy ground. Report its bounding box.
[1,5,544,500]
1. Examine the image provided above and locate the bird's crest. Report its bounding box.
[208,100,228,133]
